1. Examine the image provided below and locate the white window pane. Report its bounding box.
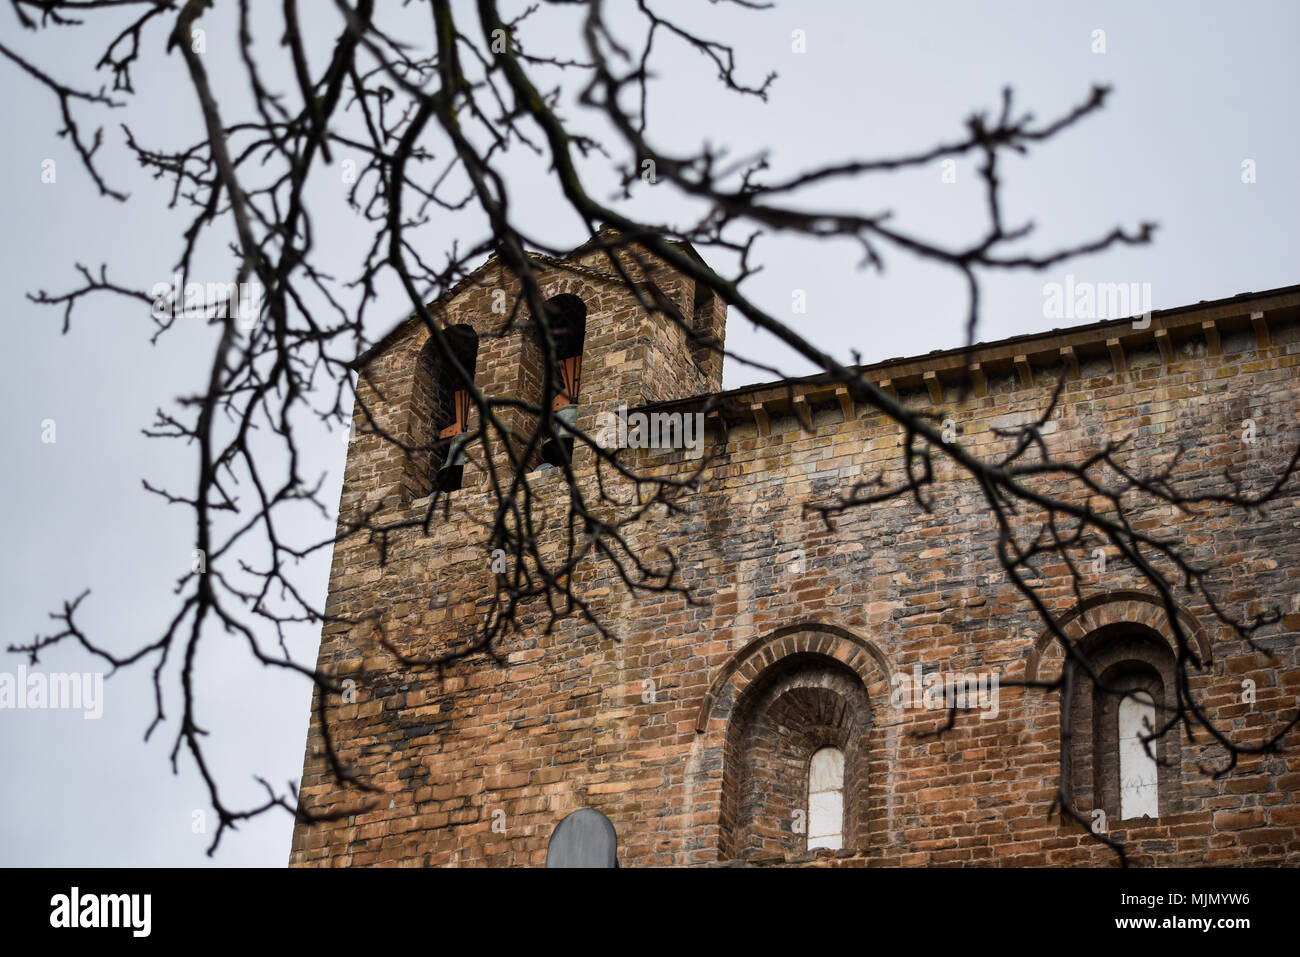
[1119,692,1159,819]
[809,747,844,792]
[808,791,843,838]
[807,746,844,849]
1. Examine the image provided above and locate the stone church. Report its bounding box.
[290,235,1300,866]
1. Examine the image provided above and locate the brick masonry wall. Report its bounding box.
[291,268,1300,867]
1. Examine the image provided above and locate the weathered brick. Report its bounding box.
[290,240,1300,868]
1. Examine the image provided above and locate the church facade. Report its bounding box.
[290,238,1300,867]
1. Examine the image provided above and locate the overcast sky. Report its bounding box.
[2,1,1297,866]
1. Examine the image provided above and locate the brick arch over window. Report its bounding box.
[695,622,892,733]
[1062,623,1183,821]
[697,623,891,861]
[1021,592,1207,824]
[1023,590,1212,684]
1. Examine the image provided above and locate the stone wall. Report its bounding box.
[290,264,1300,867]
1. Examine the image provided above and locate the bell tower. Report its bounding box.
[290,231,727,865]
[336,230,727,510]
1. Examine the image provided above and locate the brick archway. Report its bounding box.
[698,622,891,861]
[1024,590,1213,683]
[695,621,892,734]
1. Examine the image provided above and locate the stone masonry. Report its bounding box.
[291,237,1300,867]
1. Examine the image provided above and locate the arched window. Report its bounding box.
[1062,624,1179,824]
[1118,691,1158,819]
[539,294,586,467]
[720,655,871,860]
[546,294,586,408]
[807,746,845,851]
[409,324,478,496]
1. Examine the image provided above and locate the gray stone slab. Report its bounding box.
[546,808,618,868]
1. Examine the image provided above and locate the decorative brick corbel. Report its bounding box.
[1059,346,1079,381]
[1013,354,1033,389]
[835,386,855,423]
[923,370,943,406]
[1202,319,1221,356]
[1154,328,1173,365]
[1251,310,1270,351]
[1106,337,1126,377]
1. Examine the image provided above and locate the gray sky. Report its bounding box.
[2,0,1297,866]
